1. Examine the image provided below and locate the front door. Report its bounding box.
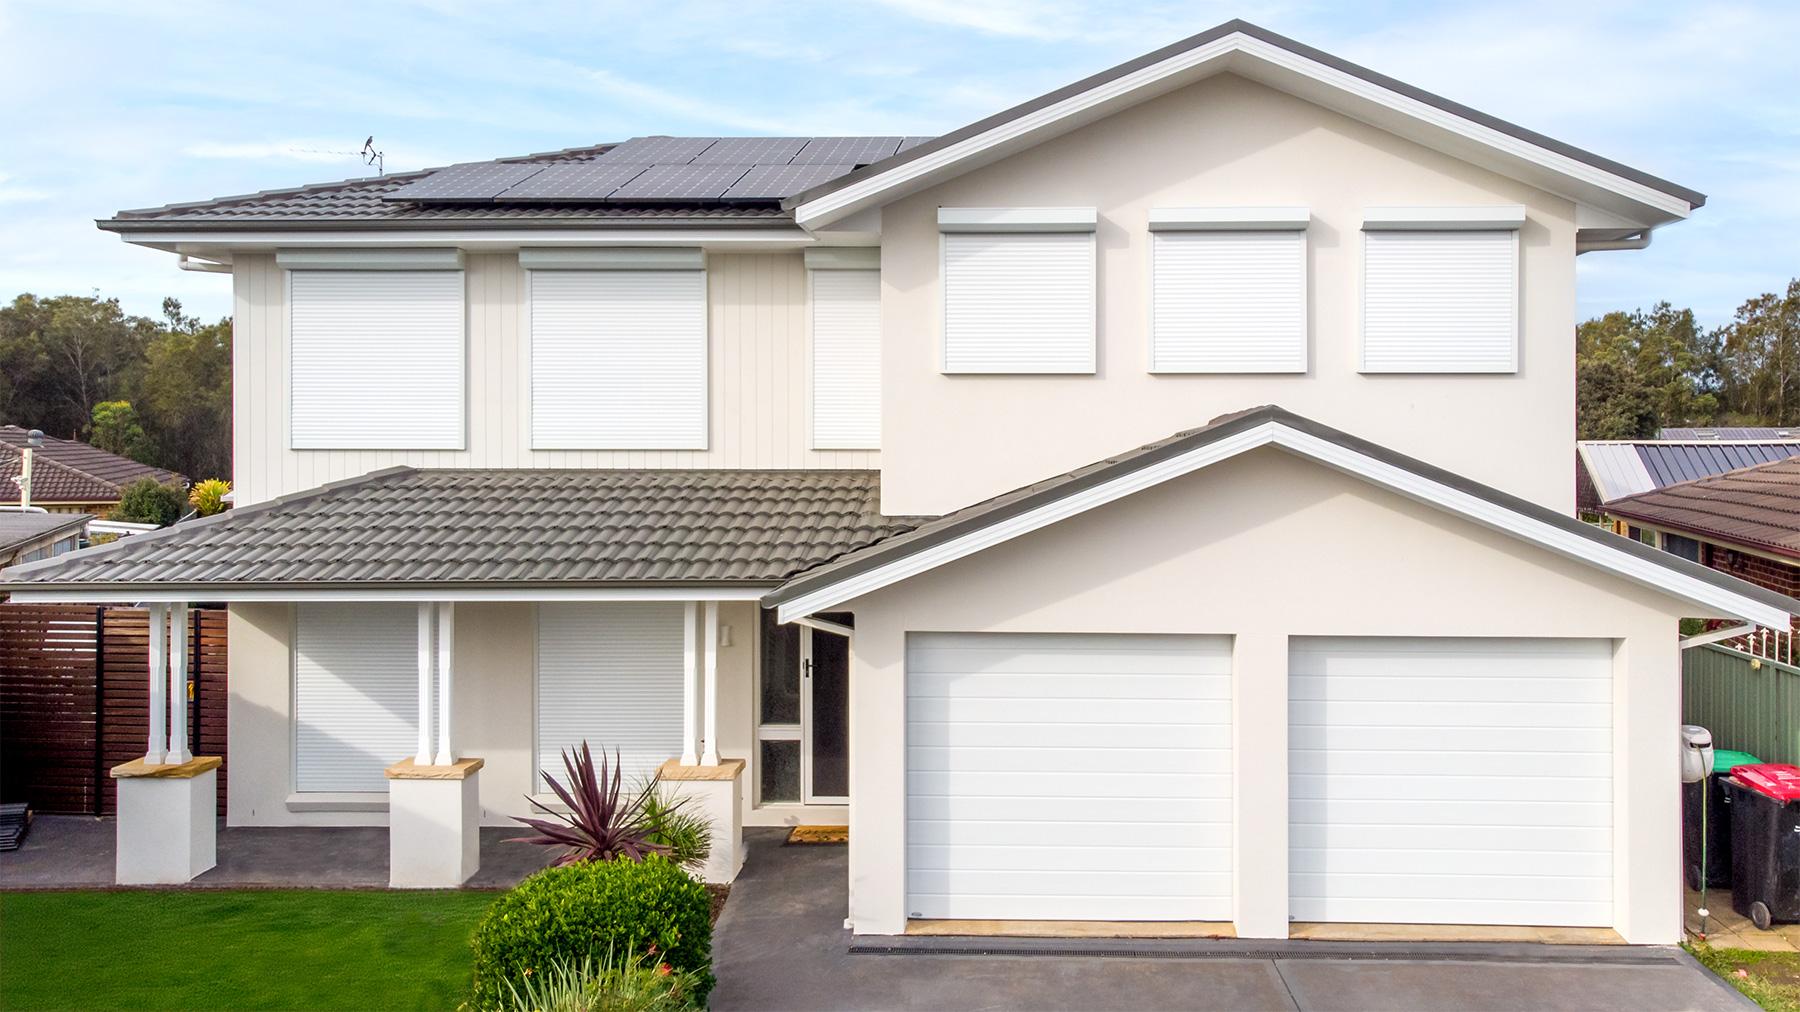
[756,609,850,806]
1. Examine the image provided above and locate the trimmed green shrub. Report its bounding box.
[470,855,713,1009]
[111,477,185,526]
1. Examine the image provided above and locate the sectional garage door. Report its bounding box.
[1289,637,1613,927]
[906,632,1233,921]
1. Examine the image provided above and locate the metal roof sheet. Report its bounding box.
[0,468,925,591]
[0,512,91,555]
[1576,440,1800,503]
[1659,428,1800,440]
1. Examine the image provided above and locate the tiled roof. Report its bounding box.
[0,427,184,504]
[0,468,925,590]
[0,512,91,555]
[1607,456,1800,559]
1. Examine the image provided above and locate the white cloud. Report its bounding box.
[0,174,49,203]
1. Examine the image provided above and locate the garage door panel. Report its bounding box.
[1291,699,1611,728]
[1293,725,1609,753]
[1289,823,1611,854]
[1291,871,1610,904]
[909,770,1231,800]
[911,697,1231,725]
[911,843,1229,873]
[1294,798,1612,828]
[1291,674,1610,704]
[1293,639,1610,674]
[911,794,1233,824]
[908,632,1232,922]
[910,819,1235,849]
[1291,773,1612,803]
[908,745,1230,774]
[1291,846,1614,878]
[1289,749,1611,779]
[911,671,1231,700]
[908,722,1227,750]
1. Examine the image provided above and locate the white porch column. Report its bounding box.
[415,602,435,766]
[680,601,699,766]
[166,602,192,765]
[702,601,720,766]
[145,603,168,765]
[433,602,455,766]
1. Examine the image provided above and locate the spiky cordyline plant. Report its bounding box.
[513,742,668,866]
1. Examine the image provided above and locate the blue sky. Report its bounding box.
[1,0,1794,327]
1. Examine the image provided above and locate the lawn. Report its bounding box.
[1689,943,1800,1012]
[0,889,496,1011]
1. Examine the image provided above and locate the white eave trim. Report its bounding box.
[121,228,816,254]
[937,207,1098,233]
[776,421,1792,629]
[1362,205,1527,231]
[5,585,774,604]
[275,248,464,270]
[1149,207,1310,231]
[794,32,1692,229]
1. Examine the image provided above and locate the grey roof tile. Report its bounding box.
[0,512,91,554]
[1,468,926,590]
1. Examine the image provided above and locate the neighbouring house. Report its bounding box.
[0,426,186,515]
[5,20,1797,943]
[1606,456,1800,602]
[1576,438,1800,519]
[1661,427,1800,440]
[0,511,90,569]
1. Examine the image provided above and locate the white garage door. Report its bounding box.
[1290,637,1613,927]
[907,632,1232,921]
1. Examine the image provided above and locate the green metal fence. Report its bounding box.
[1683,642,1800,766]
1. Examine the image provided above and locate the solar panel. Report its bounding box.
[722,163,857,199]
[609,163,754,200]
[790,137,902,165]
[595,136,720,164]
[897,136,934,153]
[384,162,546,202]
[691,137,808,164]
[492,163,651,202]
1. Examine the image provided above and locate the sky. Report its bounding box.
[0,0,1795,328]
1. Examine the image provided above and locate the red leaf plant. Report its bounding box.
[511,742,668,866]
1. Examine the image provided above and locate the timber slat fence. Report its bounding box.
[1684,641,1800,766]
[0,604,227,814]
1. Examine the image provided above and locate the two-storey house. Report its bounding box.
[7,21,1796,943]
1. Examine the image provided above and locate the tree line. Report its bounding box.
[1,293,230,482]
[1578,278,1800,438]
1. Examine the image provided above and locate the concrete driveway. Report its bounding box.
[712,830,1750,1011]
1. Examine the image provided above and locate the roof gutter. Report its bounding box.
[2,584,779,605]
[177,254,232,274]
[1577,228,1654,255]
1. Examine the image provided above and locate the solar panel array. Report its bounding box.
[384,135,929,204]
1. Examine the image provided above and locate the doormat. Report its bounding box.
[787,825,848,845]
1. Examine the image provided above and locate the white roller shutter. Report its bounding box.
[810,268,881,449]
[1152,231,1306,373]
[529,270,707,449]
[294,603,423,792]
[1290,637,1613,927]
[1362,230,1517,373]
[289,270,465,449]
[907,633,1233,921]
[942,233,1095,373]
[536,603,686,791]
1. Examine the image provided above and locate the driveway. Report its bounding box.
[712,829,1750,1011]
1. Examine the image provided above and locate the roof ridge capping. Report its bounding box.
[766,406,1797,629]
[785,18,1703,228]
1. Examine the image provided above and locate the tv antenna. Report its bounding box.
[361,136,384,175]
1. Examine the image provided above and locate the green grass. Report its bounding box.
[1688,943,1800,1012]
[0,889,496,1011]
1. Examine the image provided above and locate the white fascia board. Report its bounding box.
[1363,206,1527,231]
[275,248,464,270]
[777,421,1790,628]
[126,228,815,255]
[795,33,1691,229]
[519,247,704,270]
[1149,207,1310,231]
[7,585,774,604]
[937,207,1098,233]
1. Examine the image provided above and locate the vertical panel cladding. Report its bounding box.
[230,252,877,505]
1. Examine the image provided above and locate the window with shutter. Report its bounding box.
[809,266,881,449]
[528,268,708,449]
[294,603,422,793]
[1151,223,1307,373]
[535,603,686,791]
[288,270,465,449]
[939,208,1096,374]
[1361,216,1519,373]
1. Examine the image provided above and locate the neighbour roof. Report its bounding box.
[0,427,184,504]
[1660,427,1800,441]
[1577,440,1800,504]
[766,406,1800,628]
[0,512,90,555]
[0,468,924,593]
[1607,457,1800,560]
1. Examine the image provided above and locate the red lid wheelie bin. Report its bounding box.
[1724,764,1800,930]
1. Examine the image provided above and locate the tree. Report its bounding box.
[1576,358,1659,439]
[1714,279,1800,425]
[1575,302,1716,437]
[0,293,154,439]
[136,299,231,480]
[110,478,187,527]
[89,400,152,460]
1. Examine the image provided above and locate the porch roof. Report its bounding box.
[0,467,924,598]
